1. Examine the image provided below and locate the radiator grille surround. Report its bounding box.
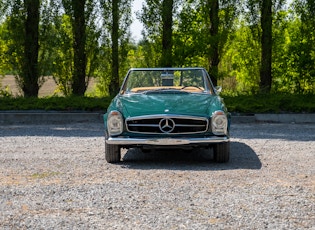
[126,115,209,134]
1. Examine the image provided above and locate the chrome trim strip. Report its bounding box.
[106,136,229,146]
[175,124,205,127]
[126,114,208,121]
[128,124,160,127]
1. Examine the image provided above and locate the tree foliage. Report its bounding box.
[0,0,315,98]
[0,0,40,97]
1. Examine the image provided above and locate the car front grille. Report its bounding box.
[126,115,208,134]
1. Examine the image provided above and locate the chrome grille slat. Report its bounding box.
[128,124,160,127]
[175,124,205,127]
[126,115,208,134]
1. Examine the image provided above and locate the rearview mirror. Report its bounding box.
[161,72,174,86]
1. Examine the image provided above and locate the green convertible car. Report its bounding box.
[103,67,231,163]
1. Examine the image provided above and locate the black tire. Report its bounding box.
[105,133,121,163]
[214,142,230,163]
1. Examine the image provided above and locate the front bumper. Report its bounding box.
[106,136,229,146]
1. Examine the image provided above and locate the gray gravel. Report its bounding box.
[0,123,314,229]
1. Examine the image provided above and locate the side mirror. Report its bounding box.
[215,86,222,94]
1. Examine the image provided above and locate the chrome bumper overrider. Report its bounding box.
[106,136,229,146]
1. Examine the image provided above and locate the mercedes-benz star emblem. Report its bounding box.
[159,118,175,133]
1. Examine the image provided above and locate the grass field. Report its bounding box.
[0,75,97,97]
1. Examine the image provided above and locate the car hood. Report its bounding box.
[115,93,223,118]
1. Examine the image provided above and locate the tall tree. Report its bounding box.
[260,0,272,93]
[161,0,173,67]
[201,0,238,86]
[246,0,286,93]
[140,0,177,67]
[110,0,120,96]
[22,0,40,97]
[45,0,100,96]
[97,0,132,96]
[0,0,41,97]
[71,0,87,95]
[207,0,219,86]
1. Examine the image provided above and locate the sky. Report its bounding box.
[130,0,144,41]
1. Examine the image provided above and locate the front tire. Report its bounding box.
[214,142,230,163]
[105,132,121,163]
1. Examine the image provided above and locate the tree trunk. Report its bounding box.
[208,0,219,86]
[71,0,87,96]
[260,0,272,93]
[110,0,120,97]
[22,0,40,97]
[160,0,173,67]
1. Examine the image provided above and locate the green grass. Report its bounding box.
[0,94,314,114]
[0,96,112,112]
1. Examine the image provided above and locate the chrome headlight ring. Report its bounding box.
[107,110,124,136]
[211,111,228,135]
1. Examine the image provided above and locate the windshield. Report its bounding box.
[121,68,214,94]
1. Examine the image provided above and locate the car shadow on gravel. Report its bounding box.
[121,141,262,171]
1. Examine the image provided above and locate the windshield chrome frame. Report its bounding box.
[119,67,216,95]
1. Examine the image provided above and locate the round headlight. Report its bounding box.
[211,111,228,135]
[107,111,123,136]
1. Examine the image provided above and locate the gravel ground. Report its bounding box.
[0,123,314,229]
